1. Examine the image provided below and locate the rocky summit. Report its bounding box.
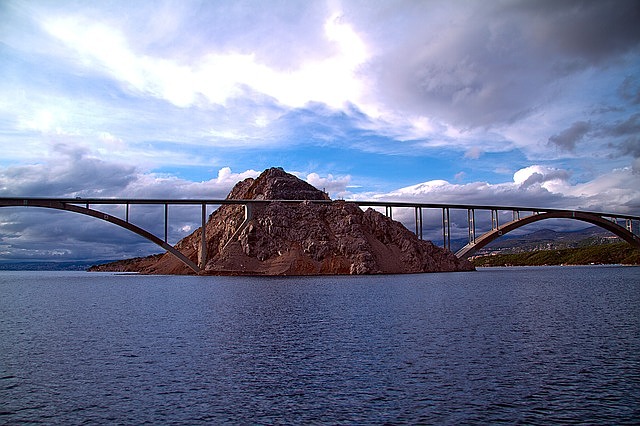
[92,168,474,275]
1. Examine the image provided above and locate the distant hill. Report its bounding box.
[0,260,115,271]
[472,242,640,267]
[459,226,622,255]
[467,225,639,266]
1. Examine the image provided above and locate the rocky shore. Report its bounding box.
[90,168,474,275]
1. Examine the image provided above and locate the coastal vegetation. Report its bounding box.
[472,242,640,267]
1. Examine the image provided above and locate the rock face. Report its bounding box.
[94,168,474,275]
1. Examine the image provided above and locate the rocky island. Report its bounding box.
[90,168,474,275]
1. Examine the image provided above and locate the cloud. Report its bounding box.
[305,172,351,198]
[617,137,640,159]
[464,147,483,159]
[1,158,638,260]
[513,165,571,191]
[0,144,138,197]
[0,208,156,261]
[3,0,639,165]
[606,113,640,138]
[600,113,640,171]
[0,149,263,258]
[548,121,591,151]
[40,7,369,111]
[1,0,640,259]
[619,76,640,105]
[377,164,637,214]
[366,163,640,241]
[356,0,640,144]
[516,0,640,63]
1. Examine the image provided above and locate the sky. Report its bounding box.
[1,0,639,261]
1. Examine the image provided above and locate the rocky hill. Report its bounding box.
[91,168,474,275]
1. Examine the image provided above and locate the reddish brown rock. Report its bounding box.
[93,168,474,275]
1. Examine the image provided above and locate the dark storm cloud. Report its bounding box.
[0,207,158,260]
[0,144,256,199]
[607,113,640,137]
[618,137,640,158]
[615,136,640,174]
[0,151,260,260]
[512,0,640,63]
[365,0,640,128]
[0,144,138,197]
[601,114,640,169]
[619,76,640,105]
[548,121,591,151]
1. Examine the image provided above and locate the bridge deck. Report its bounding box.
[1,197,638,273]
[2,197,639,220]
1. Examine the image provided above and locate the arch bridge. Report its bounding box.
[356,201,640,259]
[1,197,638,273]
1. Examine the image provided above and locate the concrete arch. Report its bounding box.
[0,200,200,273]
[456,211,640,259]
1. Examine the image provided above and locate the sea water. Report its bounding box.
[1,266,639,424]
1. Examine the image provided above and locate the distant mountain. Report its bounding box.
[462,226,621,255]
[0,260,117,271]
[465,224,640,267]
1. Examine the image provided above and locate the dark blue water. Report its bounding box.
[1,266,639,425]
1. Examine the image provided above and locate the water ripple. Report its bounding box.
[0,267,638,424]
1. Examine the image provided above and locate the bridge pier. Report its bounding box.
[164,204,168,243]
[467,208,476,245]
[442,208,450,250]
[200,203,207,268]
[491,209,499,230]
[414,207,423,240]
[220,202,254,253]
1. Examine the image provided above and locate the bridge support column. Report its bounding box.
[491,209,499,230]
[199,203,207,269]
[626,219,634,235]
[385,206,392,219]
[442,208,450,250]
[415,207,423,240]
[512,210,520,221]
[468,208,476,245]
[164,204,168,243]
